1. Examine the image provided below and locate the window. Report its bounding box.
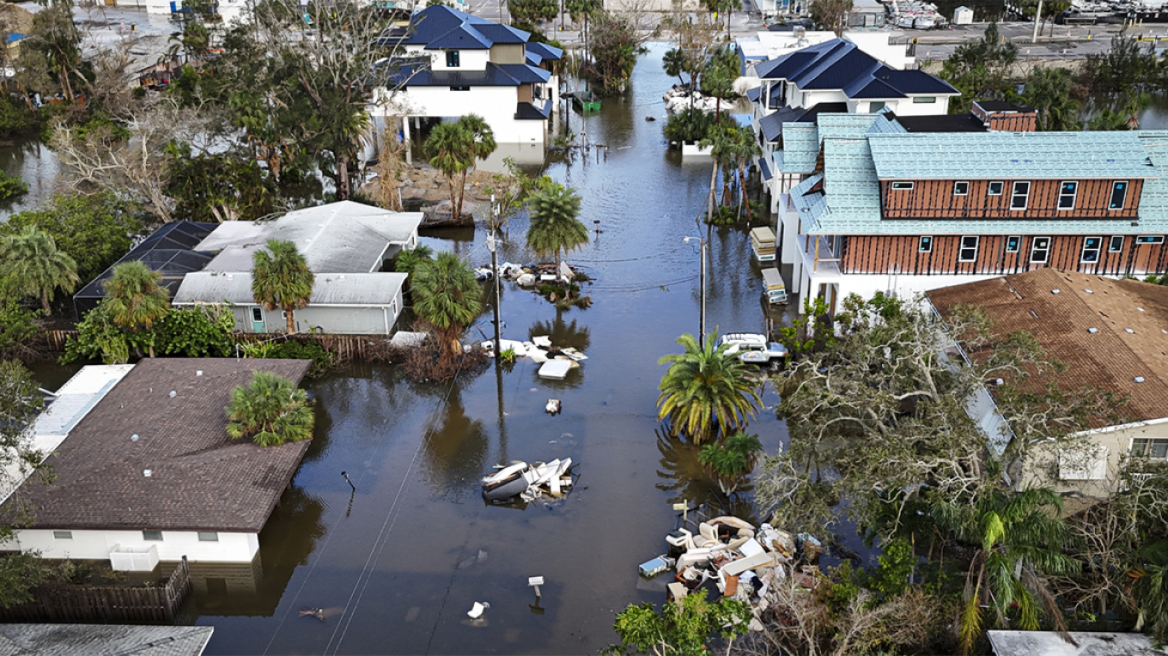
[918,236,932,253]
[1132,438,1168,459]
[1030,237,1051,263]
[1109,235,1125,252]
[250,307,262,322]
[869,101,885,112]
[1058,181,1078,210]
[1011,181,1030,210]
[1109,181,1129,210]
[959,236,979,262]
[1137,235,1164,245]
[53,531,72,540]
[449,85,470,91]
[988,181,1004,196]
[953,181,969,196]
[445,50,460,67]
[1006,236,1021,253]
[891,182,914,190]
[197,532,218,542]
[1059,445,1109,480]
[912,96,937,103]
[142,530,163,541]
[1081,237,1102,263]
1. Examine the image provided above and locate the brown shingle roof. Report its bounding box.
[927,268,1168,428]
[6,358,312,533]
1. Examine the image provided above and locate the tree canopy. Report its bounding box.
[252,239,314,335]
[656,332,763,445]
[0,225,79,314]
[226,371,315,447]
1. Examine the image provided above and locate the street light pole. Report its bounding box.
[488,194,502,358]
[1032,0,1044,43]
[685,236,707,342]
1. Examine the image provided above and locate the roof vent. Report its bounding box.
[143,469,153,477]
[1139,307,1145,312]
[1127,328,1135,334]
[1085,289,1093,294]
[1088,328,1098,334]
[1051,289,1060,294]
[196,370,203,376]
[1135,376,1146,383]
[131,434,139,441]
[994,378,1004,386]
[169,390,177,398]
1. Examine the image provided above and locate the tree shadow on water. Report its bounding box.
[654,428,760,525]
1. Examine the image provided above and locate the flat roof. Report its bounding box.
[0,358,312,533]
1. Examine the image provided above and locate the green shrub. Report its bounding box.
[0,94,34,139]
[154,306,235,357]
[664,108,714,144]
[0,171,28,201]
[241,338,336,377]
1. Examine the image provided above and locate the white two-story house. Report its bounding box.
[374,5,562,144]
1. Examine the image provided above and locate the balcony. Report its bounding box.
[796,233,842,279]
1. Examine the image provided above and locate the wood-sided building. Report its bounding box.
[778,103,1168,313]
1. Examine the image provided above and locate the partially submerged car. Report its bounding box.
[717,333,788,366]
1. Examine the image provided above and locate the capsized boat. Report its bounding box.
[481,461,530,501]
[481,458,574,501]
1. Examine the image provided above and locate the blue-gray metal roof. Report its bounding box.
[868,131,1157,180]
[751,38,957,99]
[392,62,547,87]
[399,5,529,49]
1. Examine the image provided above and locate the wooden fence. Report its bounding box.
[0,556,192,624]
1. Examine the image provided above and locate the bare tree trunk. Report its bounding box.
[707,157,718,223]
[738,164,752,222]
[286,308,296,334]
[555,248,563,282]
[40,290,50,314]
[336,153,351,200]
[454,169,468,223]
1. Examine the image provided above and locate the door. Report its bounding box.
[250,307,265,333]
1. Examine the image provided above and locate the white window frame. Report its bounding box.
[1131,437,1168,459]
[1059,445,1109,480]
[142,530,163,541]
[912,96,937,103]
[958,236,979,262]
[1005,235,1021,253]
[1109,181,1129,210]
[1030,237,1051,264]
[250,307,263,322]
[953,181,969,196]
[891,182,914,191]
[987,181,1004,196]
[197,532,219,542]
[1058,181,1078,210]
[1109,236,1125,253]
[918,236,932,253]
[1011,181,1030,210]
[53,530,72,540]
[1081,236,1102,263]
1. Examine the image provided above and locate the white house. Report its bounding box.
[172,201,421,335]
[372,5,562,144]
[1,358,314,566]
[928,269,1168,501]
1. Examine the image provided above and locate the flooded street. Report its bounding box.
[180,43,788,655]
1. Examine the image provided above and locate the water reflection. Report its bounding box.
[182,486,326,617]
[0,136,61,220]
[527,312,591,352]
[654,430,760,523]
[420,388,489,501]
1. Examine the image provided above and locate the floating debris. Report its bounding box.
[482,458,576,503]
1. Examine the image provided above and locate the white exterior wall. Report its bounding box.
[891,96,952,116]
[376,86,546,143]
[432,49,491,71]
[1021,418,1168,498]
[13,529,259,563]
[842,32,914,70]
[231,298,403,335]
[791,87,849,109]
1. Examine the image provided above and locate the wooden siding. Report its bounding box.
[839,234,1168,276]
[881,179,1143,220]
[986,113,1036,132]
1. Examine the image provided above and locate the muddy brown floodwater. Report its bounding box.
[31,43,793,655]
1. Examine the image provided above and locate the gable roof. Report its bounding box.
[928,269,1168,427]
[868,131,1158,180]
[175,271,407,307]
[1,358,313,533]
[391,61,551,87]
[401,5,531,49]
[0,625,213,656]
[755,38,957,98]
[758,102,847,142]
[195,201,422,274]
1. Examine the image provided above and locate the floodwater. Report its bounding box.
[181,43,789,655]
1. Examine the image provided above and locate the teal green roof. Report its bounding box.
[775,123,818,174]
[868,131,1157,180]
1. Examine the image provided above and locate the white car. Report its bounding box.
[717,333,789,365]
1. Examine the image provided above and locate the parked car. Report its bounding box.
[717,333,788,366]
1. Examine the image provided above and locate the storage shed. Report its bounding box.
[953,6,974,24]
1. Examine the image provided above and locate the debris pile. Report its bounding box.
[481,335,588,379]
[477,261,585,287]
[663,85,721,114]
[640,516,823,630]
[481,458,576,503]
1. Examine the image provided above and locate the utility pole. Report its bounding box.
[488,194,502,358]
[685,236,707,342]
[1032,0,1044,43]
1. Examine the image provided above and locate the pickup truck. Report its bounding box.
[738,342,789,366]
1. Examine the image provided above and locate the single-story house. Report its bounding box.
[172,201,423,335]
[0,624,213,656]
[0,358,313,565]
[928,268,1168,499]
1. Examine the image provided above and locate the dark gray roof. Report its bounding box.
[398,5,528,49]
[393,62,549,87]
[758,102,848,142]
[2,358,313,533]
[753,38,958,99]
[0,624,213,656]
[975,100,1035,112]
[894,113,988,132]
[515,101,552,120]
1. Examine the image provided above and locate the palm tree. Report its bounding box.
[699,430,763,495]
[933,487,1080,654]
[700,123,739,223]
[1022,68,1081,131]
[394,244,434,279]
[526,182,589,282]
[424,115,497,223]
[252,239,314,335]
[656,332,763,445]
[412,251,483,349]
[663,47,688,88]
[1130,540,1168,645]
[454,115,496,222]
[730,127,762,222]
[0,225,79,313]
[103,261,170,357]
[226,371,315,447]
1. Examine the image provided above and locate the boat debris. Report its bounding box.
[480,335,588,375]
[481,458,576,503]
[643,516,824,627]
[545,399,561,415]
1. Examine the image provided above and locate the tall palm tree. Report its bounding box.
[656,332,763,445]
[0,225,79,313]
[425,121,472,221]
[731,127,762,222]
[663,47,688,88]
[226,371,315,447]
[933,487,1080,654]
[412,251,483,349]
[103,261,170,348]
[526,182,589,282]
[700,124,739,223]
[252,239,315,335]
[453,115,496,222]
